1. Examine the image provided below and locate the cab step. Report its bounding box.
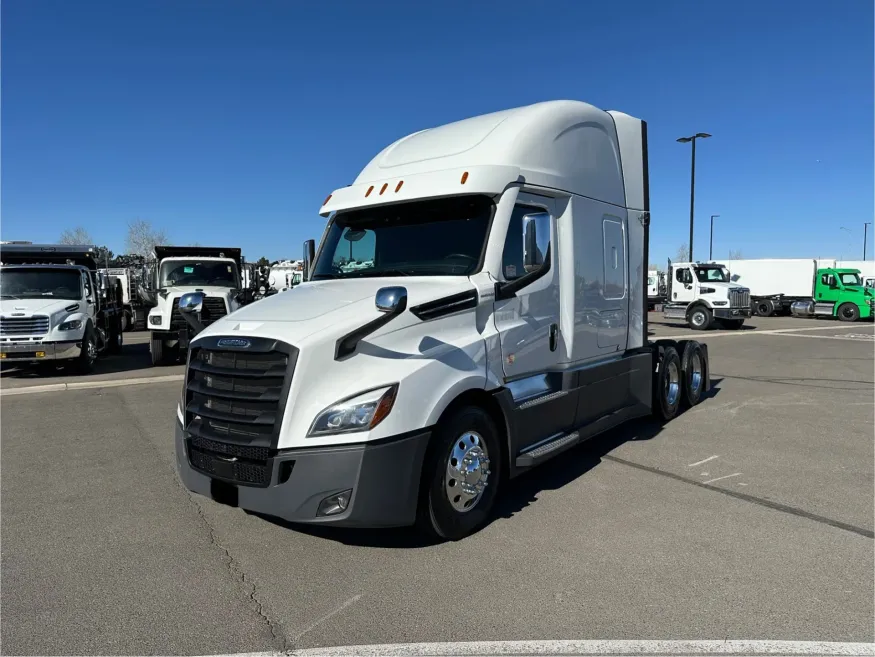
[516,431,580,468]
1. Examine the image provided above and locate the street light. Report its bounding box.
[709,214,720,260]
[864,222,872,260]
[677,132,712,262]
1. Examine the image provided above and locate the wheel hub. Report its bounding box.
[665,360,680,405]
[445,432,490,513]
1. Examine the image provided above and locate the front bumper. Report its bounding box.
[0,340,80,363]
[713,307,751,319]
[151,328,192,348]
[175,420,431,528]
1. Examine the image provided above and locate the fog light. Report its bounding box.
[317,489,352,517]
[35,351,46,358]
[149,315,162,326]
[0,353,6,359]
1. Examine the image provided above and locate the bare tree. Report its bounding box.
[728,249,744,260]
[674,243,690,262]
[126,219,169,258]
[59,227,93,245]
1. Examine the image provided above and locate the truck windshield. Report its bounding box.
[159,260,238,287]
[694,266,729,283]
[312,195,493,279]
[839,272,861,286]
[0,268,82,300]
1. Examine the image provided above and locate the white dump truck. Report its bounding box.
[142,246,254,365]
[173,100,712,540]
[0,244,124,372]
[662,260,751,330]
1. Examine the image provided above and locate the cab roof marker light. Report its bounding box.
[460,171,469,184]
[379,183,388,195]
[322,194,332,206]
[395,180,404,193]
[365,185,374,197]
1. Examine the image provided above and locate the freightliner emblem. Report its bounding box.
[217,338,251,348]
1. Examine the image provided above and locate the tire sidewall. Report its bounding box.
[689,306,710,330]
[681,342,705,407]
[78,324,97,373]
[420,406,501,540]
[655,346,682,419]
[838,303,859,322]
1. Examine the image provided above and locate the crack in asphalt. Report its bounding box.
[117,390,292,654]
[603,454,875,539]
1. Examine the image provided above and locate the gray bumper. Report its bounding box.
[714,307,751,319]
[175,420,430,528]
[0,340,80,363]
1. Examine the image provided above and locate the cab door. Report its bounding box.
[493,194,577,451]
[672,266,695,304]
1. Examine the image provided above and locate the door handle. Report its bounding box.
[549,323,558,352]
[685,285,693,290]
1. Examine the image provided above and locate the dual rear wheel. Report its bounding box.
[653,341,707,421]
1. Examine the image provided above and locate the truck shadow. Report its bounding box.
[271,380,723,549]
[0,338,179,379]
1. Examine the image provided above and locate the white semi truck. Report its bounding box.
[0,244,124,372]
[173,100,712,540]
[662,260,751,330]
[647,269,666,309]
[142,246,254,365]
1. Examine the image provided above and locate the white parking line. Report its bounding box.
[767,333,875,342]
[278,639,875,656]
[702,472,743,485]
[1,374,184,396]
[688,455,719,467]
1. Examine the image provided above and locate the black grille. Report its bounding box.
[188,446,271,486]
[184,339,296,487]
[170,296,227,330]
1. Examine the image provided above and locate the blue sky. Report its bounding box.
[2,0,873,264]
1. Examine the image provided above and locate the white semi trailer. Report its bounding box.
[172,100,712,540]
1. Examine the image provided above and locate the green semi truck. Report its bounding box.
[724,259,874,321]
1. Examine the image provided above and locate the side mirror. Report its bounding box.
[375,286,408,314]
[303,239,316,281]
[178,292,204,314]
[522,212,550,273]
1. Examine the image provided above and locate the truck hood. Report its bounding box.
[0,297,79,316]
[196,277,474,346]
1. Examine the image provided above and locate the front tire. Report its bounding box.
[150,335,166,365]
[75,326,98,374]
[837,303,860,322]
[688,306,712,331]
[417,406,501,541]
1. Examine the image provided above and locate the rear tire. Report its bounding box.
[416,406,501,541]
[754,300,773,317]
[688,306,712,331]
[837,303,860,322]
[108,319,123,354]
[680,341,706,407]
[653,345,682,421]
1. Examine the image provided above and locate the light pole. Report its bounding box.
[709,214,720,260]
[677,133,712,262]
[864,222,872,260]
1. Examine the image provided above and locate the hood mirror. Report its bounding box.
[178,292,204,314]
[376,286,408,314]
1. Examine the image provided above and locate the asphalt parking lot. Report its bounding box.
[2,315,873,655]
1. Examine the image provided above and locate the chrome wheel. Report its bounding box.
[86,337,97,365]
[665,359,680,406]
[445,431,490,513]
[692,311,706,327]
[689,351,702,392]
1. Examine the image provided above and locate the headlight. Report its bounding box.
[699,286,716,294]
[149,315,162,326]
[58,319,83,331]
[308,385,398,437]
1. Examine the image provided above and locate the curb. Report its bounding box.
[2,374,184,397]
